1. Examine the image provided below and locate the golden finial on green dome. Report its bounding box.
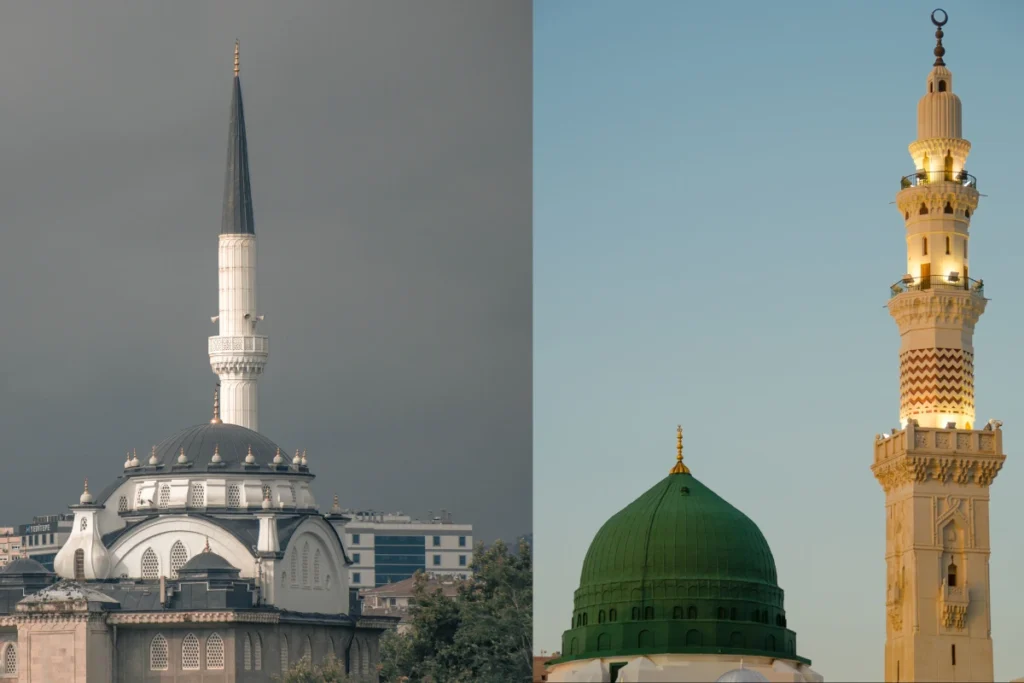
[670,424,690,474]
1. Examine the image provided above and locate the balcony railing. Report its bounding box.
[889,274,984,298]
[900,170,977,190]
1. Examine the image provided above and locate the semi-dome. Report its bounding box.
[178,548,241,579]
[140,422,288,471]
[554,435,808,666]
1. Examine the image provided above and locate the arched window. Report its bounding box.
[568,638,577,655]
[730,607,737,620]
[141,548,160,579]
[643,606,653,620]
[280,635,289,672]
[227,485,241,508]
[608,608,617,622]
[303,636,312,662]
[597,633,611,651]
[80,517,88,532]
[290,546,298,579]
[638,630,653,648]
[948,560,958,587]
[920,203,929,217]
[597,610,605,624]
[118,496,128,513]
[302,542,310,585]
[206,633,225,670]
[149,634,169,671]
[687,605,697,619]
[158,484,171,508]
[74,549,85,580]
[326,574,331,590]
[254,634,263,671]
[181,633,200,670]
[631,607,639,620]
[938,80,947,92]
[944,203,954,215]
[673,606,683,619]
[765,634,777,651]
[170,541,189,579]
[582,612,588,626]
[244,633,252,671]
[189,483,205,508]
[965,209,970,219]
[717,607,726,619]
[314,549,321,586]
[3,643,16,675]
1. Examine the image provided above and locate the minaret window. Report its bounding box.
[80,517,87,532]
[73,549,85,580]
[632,607,639,620]
[313,549,321,585]
[302,542,310,585]
[944,202,954,215]
[923,237,928,255]
[944,152,954,181]
[688,605,697,619]
[952,644,956,665]
[920,203,929,216]
[948,560,958,587]
[965,208,970,219]
[939,80,947,92]
[964,240,968,257]
[673,606,683,619]
[946,236,951,253]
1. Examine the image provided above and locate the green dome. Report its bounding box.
[554,469,809,666]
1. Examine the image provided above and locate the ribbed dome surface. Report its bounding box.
[579,472,777,587]
[150,423,285,469]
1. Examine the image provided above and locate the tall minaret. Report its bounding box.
[872,10,1005,682]
[208,40,268,432]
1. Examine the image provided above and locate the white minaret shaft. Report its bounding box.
[209,41,268,431]
[873,12,1004,683]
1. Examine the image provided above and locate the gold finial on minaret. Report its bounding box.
[211,385,222,424]
[931,9,948,67]
[234,39,240,77]
[83,478,89,493]
[670,425,690,474]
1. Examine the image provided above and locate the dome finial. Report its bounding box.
[149,445,159,466]
[670,424,690,474]
[79,478,94,505]
[234,39,240,77]
[245,444,256,464]
[203,537,211,553]
[130,448,140,467]
[931,9,948,67]
[211,385,222,424]
[211,443,222,464]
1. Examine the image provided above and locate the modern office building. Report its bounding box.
[17,514,73,571]
[330,507,474,588]
[0,528,24,568]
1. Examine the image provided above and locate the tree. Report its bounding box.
[380,538,532,683]
[277,654,354,683]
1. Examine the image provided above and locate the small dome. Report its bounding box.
[717,669,770,683]
[1,558,52,576]
[177,550,240,578]
[79,479,94,505]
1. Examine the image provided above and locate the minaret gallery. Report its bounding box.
[208,40,268,432]
[872,10,1005,682]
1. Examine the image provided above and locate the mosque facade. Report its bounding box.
[545,10,1005,683]
[0,42,394,682]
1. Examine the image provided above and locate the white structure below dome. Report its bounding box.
[717,666,770,682]
[546,654,822,683]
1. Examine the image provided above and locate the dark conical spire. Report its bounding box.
[221,40,255,235]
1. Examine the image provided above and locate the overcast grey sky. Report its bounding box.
[0,0,531,545]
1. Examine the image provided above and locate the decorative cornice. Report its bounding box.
[872,424,1005,493]
[908,137,971,161]
[896,181,979,219]
[888,290,986,333]
[106,610,281,625]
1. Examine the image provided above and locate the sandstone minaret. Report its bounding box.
[209,40,268,431]
[871,10,1005,682]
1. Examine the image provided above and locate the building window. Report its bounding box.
[118,496,128,513]
[952,644,956,665]
[353,572,361,584]
[206,633,225,670]
[302,542,310,586]
[730,607,737,620]
[948,561,958,587]
[608,608,617,622]
[433,555,441,566]
[80,518,87,532]
[939,79,947,92]
[964,240,968,257]
[181,633,200,670]
[49,534,54,545]
[254,634,262,671]
[352,553,361,564]
[922,236,928,254]
[170,540,189,579]
[459,536,466,547]
[280,635,289,673]
[244,634,252,671]
[3,644,16,675]
[158,484,171,508]
[149,634,168,671]
[189,483,205,508]
[459,555,467,566]
[326,574,331,590]
[314,549,321,586]
[433,536,441,547]
[644,606,654,620]
[227,485,241,508]
[141,548,160,579]
[946,235,952,252]
[303,636,312,662]
[673,606,683,619]
[631,607,640,620]
[73,549,85,580]
[351,534,360,545]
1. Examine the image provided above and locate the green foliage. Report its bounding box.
[380,538,533,683]
[277,654,354,683]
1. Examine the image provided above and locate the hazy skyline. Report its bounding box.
[0,0,531,545]
[535,1,1024,680]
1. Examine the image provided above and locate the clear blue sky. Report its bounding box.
[534,1,1024,680]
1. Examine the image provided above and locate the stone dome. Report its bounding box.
[142,423,288,471]
[557,467,808,665]
[1,558,52,576]
[178,550,239,576]
[716,668,770,682]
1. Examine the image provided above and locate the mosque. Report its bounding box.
[544,10,1004,683]
[0,43,394,682]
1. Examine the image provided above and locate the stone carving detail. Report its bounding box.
[941,602,967,631]
[873,454,1003,492]
[888,604,903,632]
[957,433,971,450]
[898,348,975,425]
[980,434,994,450]
[936,432,952,449]
[888,293,987,336]
[915,431,929,448]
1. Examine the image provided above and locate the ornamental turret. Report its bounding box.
[208,40,269,432]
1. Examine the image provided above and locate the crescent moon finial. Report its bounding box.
[931,10,947,67]
[931,9,948,28]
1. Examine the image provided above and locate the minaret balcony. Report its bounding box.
[939,580,969,631]
[209,335,269,354]
[889,274,983,298]
[900,170,977,189]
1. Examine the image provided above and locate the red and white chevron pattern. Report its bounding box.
[899,348,974,420]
